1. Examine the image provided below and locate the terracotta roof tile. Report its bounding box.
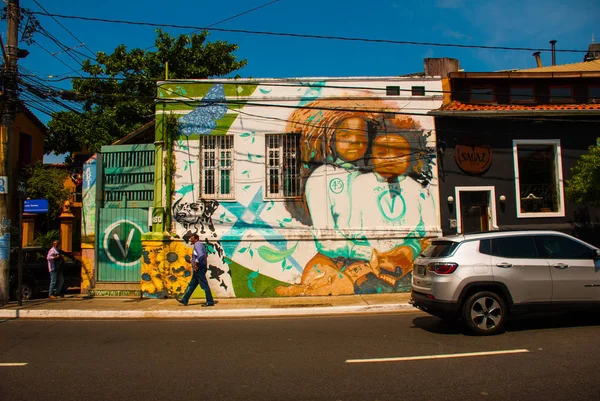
[441,101,600,112]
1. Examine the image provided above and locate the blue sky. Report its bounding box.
[2,0,598,163]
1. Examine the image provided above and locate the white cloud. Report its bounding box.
[442,28,471,41]
[442,0,600,70]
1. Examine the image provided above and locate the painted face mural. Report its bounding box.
[372,134,411,179]
[144,82,441,299]
[334,117,369,162]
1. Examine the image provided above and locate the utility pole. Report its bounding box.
[0,0,20,304]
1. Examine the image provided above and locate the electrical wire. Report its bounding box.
[30,11,590,54]
[32,0,97,59]
[143,0,281,51]
[20,72,600,103]
[30,39,84,77]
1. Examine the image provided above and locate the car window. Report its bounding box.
[491,235,539,259]
[24,251,46,264]
[479,239,491,255]
[421,241,460,258]
[536,235,595,259]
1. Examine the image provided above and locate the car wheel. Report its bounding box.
[12,282,35,301]
[462,291,506,335]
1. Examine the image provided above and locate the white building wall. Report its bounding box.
[155,77,444,297]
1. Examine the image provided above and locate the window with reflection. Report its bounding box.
[513,140,564,217]
[510,86,534,103]
[550,86,573,103]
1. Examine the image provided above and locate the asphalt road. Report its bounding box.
[1,311,599,401]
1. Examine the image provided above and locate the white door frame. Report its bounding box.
[455,186,499,234]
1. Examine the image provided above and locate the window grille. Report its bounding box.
[386,86,400,96]
[411,86,426,96]
[200,135,234,199]
[265,134,301,198]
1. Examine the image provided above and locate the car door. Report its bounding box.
[60,252,82,288]
[487,235,552,304]
[26,249,50,287]
[535,234,600,303]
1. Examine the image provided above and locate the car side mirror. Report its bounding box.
[594,249,600,260]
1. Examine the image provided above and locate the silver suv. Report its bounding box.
[410,230,600,335]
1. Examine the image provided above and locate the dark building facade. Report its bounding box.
[431,66,600,245]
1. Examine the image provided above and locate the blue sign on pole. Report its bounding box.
[24,199,49,213]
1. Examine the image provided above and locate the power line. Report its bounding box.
[21,73,600,102]
[30,39,84,77]
[17,72,600,123]
[31,11,589,54]
[32,0,97,59]
[143,0,281,51]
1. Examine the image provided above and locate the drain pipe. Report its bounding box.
[550,40,557,66]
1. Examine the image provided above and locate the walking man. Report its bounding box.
[47,240,63,299]
[177,234,215,307]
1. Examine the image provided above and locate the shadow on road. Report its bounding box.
[412,316,466,335]
[412,312,600,336]
[504,311,600,332]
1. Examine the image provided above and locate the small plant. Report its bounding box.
[28,230,60,249]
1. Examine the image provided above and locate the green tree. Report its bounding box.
[46,29,247,154]
[565,140,600,206]
[25,163,71,220]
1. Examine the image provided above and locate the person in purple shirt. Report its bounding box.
[47,240,64,299]
[177,234,215,306]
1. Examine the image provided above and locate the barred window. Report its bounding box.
[200,135,234,199]
[266,134,301,198]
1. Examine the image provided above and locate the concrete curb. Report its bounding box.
[0,303,416,319]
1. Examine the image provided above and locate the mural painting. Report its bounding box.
[81,155,97,292]
[142,79,442,298]
[81,155,97,241]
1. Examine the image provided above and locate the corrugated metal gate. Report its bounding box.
[97,208,150,281]
[96,144,154,282]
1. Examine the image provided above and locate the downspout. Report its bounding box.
[152,103,165,234]
[164,114,173,233]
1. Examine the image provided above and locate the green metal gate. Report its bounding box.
[97,144,155,282]
[97,208,149,281]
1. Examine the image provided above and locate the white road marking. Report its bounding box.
[346,349,530,363]
[0,363,28,367]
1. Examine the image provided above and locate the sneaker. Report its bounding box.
[201,303,215,307]
[175,297,187,306]
[49,295,57,299]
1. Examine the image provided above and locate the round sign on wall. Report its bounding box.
[102,219,145,268]
[455,144,492,175]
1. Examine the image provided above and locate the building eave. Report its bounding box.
[429,110,600,117]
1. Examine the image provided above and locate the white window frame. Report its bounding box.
[513,139,565,218]
[200,135,235,199]
[265,133,302,199]
[455,186,499,234]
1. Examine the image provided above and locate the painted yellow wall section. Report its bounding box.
[141,239,194,298]
[80,243,95,293]
[13,112,45,168]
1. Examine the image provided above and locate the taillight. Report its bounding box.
[427,263,459,274]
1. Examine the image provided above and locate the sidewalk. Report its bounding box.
[0,293,416,319]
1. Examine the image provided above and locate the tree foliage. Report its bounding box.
[565,140,600,206]
[46,29,247,154]
[25,162,71,220]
